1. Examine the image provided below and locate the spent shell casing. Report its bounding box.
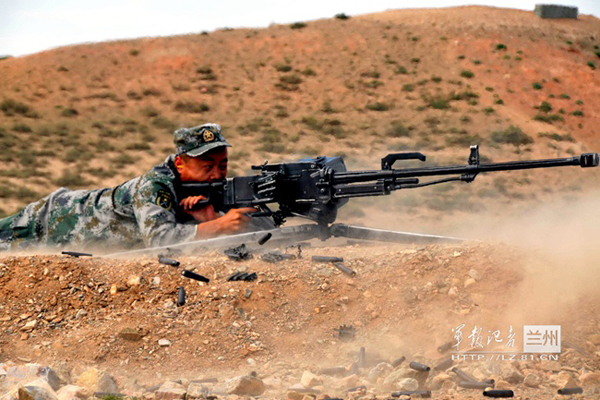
[409,361,431,372]
[62,251,93,257]
[357,347,366,368]
[437,341,454,353]
[483,389,514,398]
[333,262,357,277]
[452,367,478,382]
[557,387,583,395]
[391,390,431,398]
[312,255,344,263]
[258,232,272,245]
[177,286,186,306]
[316,366,347,376]
[181,270,209,283]
[458,381,493,389]
[158,256,180,267]
[391,356,406,368]
[433,357,453,371]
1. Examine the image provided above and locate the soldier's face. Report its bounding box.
[176,147,228,182]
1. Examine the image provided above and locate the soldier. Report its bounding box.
[0,123,271,251]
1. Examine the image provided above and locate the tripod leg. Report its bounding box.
[329,223,467,244]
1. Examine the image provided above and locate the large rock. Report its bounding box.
[74,368,118,394]
[186,382,207,399]
[155,382,186,400]
[382,367,421,389]
[300,372,322,388]
[17,379,58,400]
[396,378,419,391]
[224,376,265,396]
[55,385,89,400]
[523,373,541,388]
[3,365,61,392]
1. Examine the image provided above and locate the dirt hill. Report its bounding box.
[0,6,599,229]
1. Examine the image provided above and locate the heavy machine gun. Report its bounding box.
[107,146,598,257]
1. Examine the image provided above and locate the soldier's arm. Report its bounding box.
[132,182,197,247]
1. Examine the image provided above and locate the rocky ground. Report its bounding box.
[0,239,599,399]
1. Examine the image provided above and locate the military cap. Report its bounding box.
[173,123,231,157]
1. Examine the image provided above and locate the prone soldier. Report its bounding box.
[0,123,273,251]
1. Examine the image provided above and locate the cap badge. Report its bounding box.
[203,129,215,142]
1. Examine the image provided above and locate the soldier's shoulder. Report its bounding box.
[139,155,178,188]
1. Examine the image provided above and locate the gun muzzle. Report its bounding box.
[580,153,599,167]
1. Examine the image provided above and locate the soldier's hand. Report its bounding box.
[180,196,217,222]
[195,207,257,238]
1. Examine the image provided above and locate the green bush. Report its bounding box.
[538,132,575,142]
[174,101,210,113]
[411,58,420,63]
[196,66,213,74]
[587,61,596,70]
[460,70,474,78]
[1,99,38,118]
[491,125,533,146]
[387,121,411,137]
[361,71,380,79]
[496,44,507,51]
[533,114,564,123]
[423,94,451,110]
[301,68,317,76]
[559,93,570,99]
[142,88,161,97]
[290,22,307,29]
[274,63,292,72]
[54,171,92,188]
[395,66,408,74]
[483,107,495,115]
[363,80,383,88]
[61,108,79,117]
[12,123,32,132]
[127,91,142,100]
[129,49,139,56]
[365,102,390,111]
[152,116,176,130]
[572,110,584,116]
[536,101,552,113]
[450,90,479,101]
[335,13,350,20]
[575,100,583,105]
[431,76,442,83]
[402,83,415,92]
[532,82,543,90]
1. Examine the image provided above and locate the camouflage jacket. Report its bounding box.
[0,155,210,251]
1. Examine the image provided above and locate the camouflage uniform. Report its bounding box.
[0,123,272,251]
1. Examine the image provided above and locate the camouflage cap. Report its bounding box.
[173,123,231,157]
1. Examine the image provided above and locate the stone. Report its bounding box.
[580,372,600,386]
[75,368,118,394]
[300,372,322,388]
[468,269,481,281]
[155,386,186,400]
[17,379,57,400]
[432,373,451,390]
[447,287,458,296]
[523,373,541,388]
[332,374,358,390]
[540,360,561,372]
[20,320,37,332]
[554,371,578,389]
[56,385,89,400]
[118,328,141,341]
[494,380,512,389]
[396,378,419,391]
[464,278,476,288]
[3,365,61,392]
[158,339,171,347]
[74,310,87,319]
[127,276,142,286]
[186,382,207,399]
[224,376,265,396]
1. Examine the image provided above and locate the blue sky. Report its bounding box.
[1,0,598,57]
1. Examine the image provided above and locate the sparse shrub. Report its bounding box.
[86,92,119,101]
[485,87,494,92]
[274,63,292,72]
[95,140,115,152]
[387,121,411,137]
[361,71,380,79]
[532,82,543,90]
[274,106,289,118]
[587,61,596,70]
[126,142,152,151]
[450,90,479,101]
[61,108,78,117]
[559,93,570,99]
[445,133,482,147]
[1,99,38,118]
[575,100,583,105]
[411,36,419,42]
[172,83,190,91]
[503,55,511,60]
[483,107,495,115]
[423,94,451,110]
[365,102,390,111]
[152,116,176,130]
[411,58,420,63]
[301,68,317,76]
[538,132,575,142]
[335,13,350,20]
[460,116,472,124]
[363,80,383,88]
[127,91,142,100]
[457,55,466,60]
[321,101,338,114]
[572,110,584,116]
[141,107,159,117]
[533,114,564,123]
[515,56,522,61]
[491,125,533,146]
[495,98,504,105]
[535,101,552,113]
[196,66,213,74]
[142,88,161,97]
[54,171,91,188]
[402,83,415,92]
[290,22,307,29]
[57,65,69,72]
[129,49,139,56]
[174,101,210,113]
[87,168,117,179]
[473,60,482,65]
[275,74,303,91]
[496,43,507,51]
[431,76,442,83]
[257,128,286,153]
[395,66,408,74]
[112,153,138,167]
[460,70,474,78]
[12,123,32,133]
[301,116,321,130]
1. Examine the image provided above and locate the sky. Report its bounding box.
[1,0,599,57]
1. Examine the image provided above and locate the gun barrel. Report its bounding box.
[333,154,596,184]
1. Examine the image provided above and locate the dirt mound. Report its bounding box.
[1,240,598,396]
